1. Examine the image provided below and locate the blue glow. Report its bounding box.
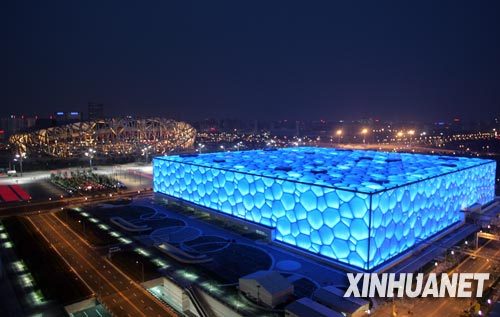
[153,147,496,270]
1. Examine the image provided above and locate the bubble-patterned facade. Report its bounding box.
[153,147,496,270]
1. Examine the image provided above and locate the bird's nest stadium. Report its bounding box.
[9,118,196,157]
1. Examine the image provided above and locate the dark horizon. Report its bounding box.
[3,1,500,122]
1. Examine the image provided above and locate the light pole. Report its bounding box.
[396,131,404,149]
[256,284,261,304]
[198,143,205,154]
[234,141,243,151]
[136,260,144,283]
[85,148,96,170]
[78,219,86,236]
[361,128,368,144]
[407,129,415,147]
[336,129,343,144]
[142,145,152,163]
[15,152,26,176]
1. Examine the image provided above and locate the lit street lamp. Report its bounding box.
[407,129,415,147]
[142,145,152,162]
[198,143,205,154]
[234,141,243,151]
[136,260,144,283]
[78,219,86,236]
[335,129,343,144]
[361,128,368,144]
[85,148,96,169]
[14,152,26,176]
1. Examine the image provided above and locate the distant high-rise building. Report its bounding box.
[0,115,36,138]
[88,102,104,120]
[54,111,82,123]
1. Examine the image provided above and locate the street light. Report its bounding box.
[335,129,343,143]
[407,130,415,147]
[136,260,144,283]
[85,148,96,169]
[78,219,86,236]
[142,145,152,163]
[234,141,243,151]
[361,128,368,144]
[15,152,26,176]
[198,143,205,154]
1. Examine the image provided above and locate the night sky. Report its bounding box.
[3,1,500,121]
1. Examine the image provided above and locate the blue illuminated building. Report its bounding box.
[153,147,496,270]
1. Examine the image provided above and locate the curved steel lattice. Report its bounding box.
[9,118,196,157]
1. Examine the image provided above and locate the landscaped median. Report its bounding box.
[50,170,126,196]
[56,208,123,247]
[2,217,93,306]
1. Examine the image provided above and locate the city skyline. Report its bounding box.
[4,1,500,121]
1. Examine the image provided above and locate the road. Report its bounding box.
[27,212,177,317]
[373,240,500,317]
[0,189,153,217]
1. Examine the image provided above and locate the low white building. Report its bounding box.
[285,297,343,317]
[239,270,293,307]
[313,286,370,317]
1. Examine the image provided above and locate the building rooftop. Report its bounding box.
[155,147,494,193]
[313,286,369,314]
[239,270,292,295]
[285,297,343,317]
